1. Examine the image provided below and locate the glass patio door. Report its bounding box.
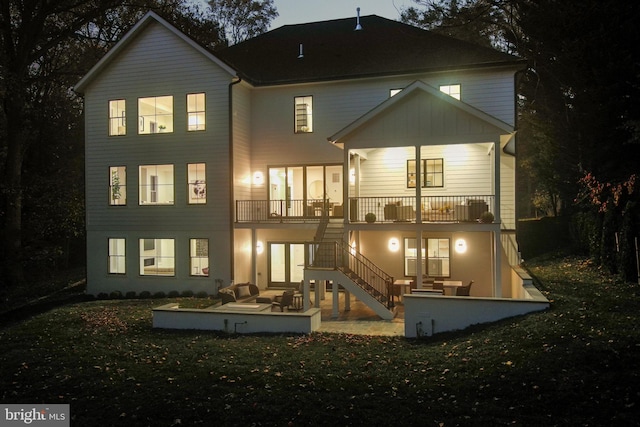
[268,242,305,288]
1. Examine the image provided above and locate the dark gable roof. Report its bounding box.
[217,15,523,86]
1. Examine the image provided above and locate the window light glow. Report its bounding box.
[455,238,467,254]
[253,171,264,185]
[256,241,264,254]
[388,237,400,252]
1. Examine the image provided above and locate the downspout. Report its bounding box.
[228,75,242,283]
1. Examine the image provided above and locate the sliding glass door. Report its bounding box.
[268,242,305,288]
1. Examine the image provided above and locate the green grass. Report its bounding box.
[1,255,639,426]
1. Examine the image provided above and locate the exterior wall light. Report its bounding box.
[388,237,400,252]
[256,241,264,254]
[455,238,467,254]
[253,171,264,185]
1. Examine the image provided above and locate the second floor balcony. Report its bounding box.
[236,195,495,224]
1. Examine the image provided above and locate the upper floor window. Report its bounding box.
[440,84,461,100]
[139,164,174,205]
[108,238,126,274]
[187,93,206,131]
[295,96,313,133]
[407,159,444,188]
[138,96,173,134]
[109,166,127,205]
[390,88,403,97]
[109,99,126,136]
[427,238,450,277]
[188,163,206,204]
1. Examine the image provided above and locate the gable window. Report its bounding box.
[108,238,126,274]
[190,238,209,276]
[407,159,444,188]
[138,96,173,134]
[390,88,403,97]
[440,84,461,100]
[294,96,313,133]
[139,238,175,276]
[187,93,206,131]
[404,237,451,277]
[109,99,126,136]
[139,165,174,205]
[188,163,206,204]
[109,166,127,205]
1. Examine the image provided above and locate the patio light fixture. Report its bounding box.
[253,171,264,185]
[256,241,264,254]
[388,237,399,252]
[455,238,467,254]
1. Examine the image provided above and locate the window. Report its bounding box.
[109,99,126,136]
[190,239,209,276]
[390,88,403,97]
[138,96,173,134]
[294,96,313,133]
[188,163,206,204]
[440,84,461,100]
[108,238,126,274]
[109,166,127,205]
[404,237,451,277]
[139,165,174,205]
[407,159,444,188]
[427,238,450,276]
[187,93,206,131]
[139,238,175,276]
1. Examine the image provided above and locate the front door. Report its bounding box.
[268,242,305,288]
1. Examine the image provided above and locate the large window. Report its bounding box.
[109,166,127,205]
[108,238,126,274]
[187,93,206,131]
[440,84,461,100]
[294,96,313,133]
[139,238,175,276]
[188,163,206,204]
[109,99,126,136]
[138,96,173,134]
[190,238,209,276]
[139,165,174,205]
[404,237,450,277]
[407,159,444,188]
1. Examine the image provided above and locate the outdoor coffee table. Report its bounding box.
[214,303,272,312]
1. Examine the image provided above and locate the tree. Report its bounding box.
[207,0,278,46]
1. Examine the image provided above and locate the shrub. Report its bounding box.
[365,212,376,223]
[139,291,151,299]
[480,211,494,223]
[181,290,194,298]
[125,291,137,299]
[97,293,109,300]
[195,291,209,299]
[168,290,180,298]
[109,291,123,299]
[153,291,166,299]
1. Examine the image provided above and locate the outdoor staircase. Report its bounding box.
[308,217,396,320]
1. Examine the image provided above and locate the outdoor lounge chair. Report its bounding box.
[456,280,474,296]
[272,289,294,312]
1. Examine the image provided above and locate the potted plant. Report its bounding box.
[365,212,376,223]
[479,211,495,223]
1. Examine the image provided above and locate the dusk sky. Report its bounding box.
[271,0,415,28]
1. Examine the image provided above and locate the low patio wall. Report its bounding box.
[152,303,322,334]
[404,278,550,338]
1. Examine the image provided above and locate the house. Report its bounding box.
[75,11,543,328]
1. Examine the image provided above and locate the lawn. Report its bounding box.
[1,255,639,426]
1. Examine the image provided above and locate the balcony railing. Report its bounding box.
[236,195,494,223]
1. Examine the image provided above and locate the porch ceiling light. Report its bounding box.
[256,241,264,254]
[455,238,467,254]
[388,237,399,252]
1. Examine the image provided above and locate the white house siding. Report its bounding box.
[83,21,234,295]
[500,153,516,229]
[232,83,253,204]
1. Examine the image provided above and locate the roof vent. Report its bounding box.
[354,7,363,31]
[298,43,304,59]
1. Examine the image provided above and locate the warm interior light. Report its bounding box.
[455,238,467,254]
[256,241,264,254]
[388,237,400,252]
[349,168,355,184]
[253,171,264,185]
[350,241,357,255]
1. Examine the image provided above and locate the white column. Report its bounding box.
[332,281,339,319]
[493,139,502,297]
